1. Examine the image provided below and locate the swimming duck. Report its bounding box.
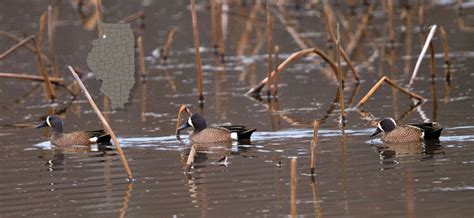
[370,118,443,143]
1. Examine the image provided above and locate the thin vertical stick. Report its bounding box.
[266,2,273,96]
[38,12,47,51]
[162,28,176,61]
[290,157,297,218]
[272,45,280,96]
[48,5,59,77]
[429,42,435,80]
[387,0,395,43]
[191,0,204,102]
[310,120,319,175]
[439,26,451,84]
[210,0,218,50]
[408,25,437,89]
[335,24,345,123]
[137,36,146,79]
[34,38,56,101]
[96,0,103,36]
[185,144,198,171]
[68,66,133,180]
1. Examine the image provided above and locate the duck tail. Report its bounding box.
[89,130,112,144]
[237,128,257,141]
[410,123,443,140]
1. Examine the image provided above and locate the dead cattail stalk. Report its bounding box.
[345,2,374,57]
[191,0,204,102]
[48,5,59,77]
[33,38,56,101]
[408,25,437,89]
[96,0,103,36]
[185,144,198,172]
[246,48,339,96]
[418,3,425,30]
[68,66,133,181]
[121,11,145,23]
[162,28,176,61]
[140,81,147,122]
[0,72,63,84]
[387,0,395,43]
[210,0,218,49]
[335,24,346,123]
[290,157,297,218]
[137,36,146,79]
[0,31,49,63]
[273,10,310,50]
[310,120,319,175]
[272,45,280,96]
[356,76,426,108]
[322,5,360,81]
[439,26,452,84]
[266,2,273,96]
[429,42,435,80]
[38,12,47,51]
[0,35,34,60]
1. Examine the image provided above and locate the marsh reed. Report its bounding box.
[68,66,133,181]
[191,0,204,102]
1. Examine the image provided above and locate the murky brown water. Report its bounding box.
[1,1,474,217]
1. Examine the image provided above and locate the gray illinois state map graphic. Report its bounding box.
[87,22,135,109]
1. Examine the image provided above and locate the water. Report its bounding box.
[1,0,474,217]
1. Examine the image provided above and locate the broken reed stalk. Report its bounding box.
[310,120,319,175]
[191,0,204,102]
[439,26,452,84]
[290,157,297,218]
[210,0,218,49]
[0,35,34,60]
[185,144,198,172]
[323,3,335,43]
[96,0,103,36]
[266,2,273,96]
[335,24,346,123]
[137,36,146,79]
[0,31,49,63]
[0,72,63,84]
[322,5,360,81]
[429,42,435,79]
[356,76,426,108]
[48,5,59,77]
[38,12,47,51]
[162,28,176,61]
[272,45,280,96]
[246,48,339,96]
[408,25,437,89]
[345,2,374,57]
[387,0,395,43]
[121,11,145,23]
[33,38,56,101]
[68,66,133,181]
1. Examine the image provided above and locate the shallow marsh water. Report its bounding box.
[1,1,474,217]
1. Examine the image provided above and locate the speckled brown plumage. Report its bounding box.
[381,125,423,143]
[50,130,109,146]
[189,127,232,143]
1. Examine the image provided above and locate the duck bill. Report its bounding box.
[36,121,48,129]
[370,128,382,137]
[176,122,191,136]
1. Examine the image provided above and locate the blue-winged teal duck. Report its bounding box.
[36,116,111,146]
[177,114,256,143]
[370,118,443,143]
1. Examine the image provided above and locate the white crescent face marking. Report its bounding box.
[188,117,194,128]
[377,121,383,132]
[46,116,52,127]
[389,118,397,127]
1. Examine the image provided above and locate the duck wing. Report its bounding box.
[407,122,443,140]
